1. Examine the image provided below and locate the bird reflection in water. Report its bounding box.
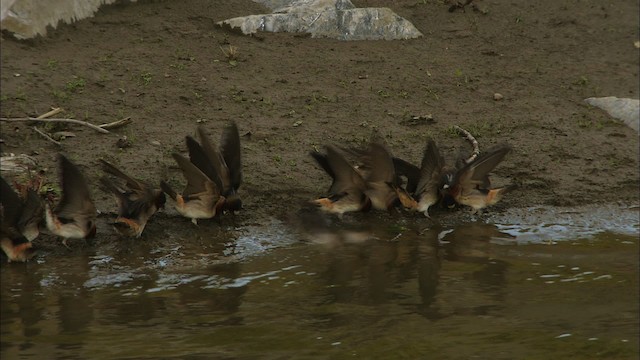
[296,207,515,321]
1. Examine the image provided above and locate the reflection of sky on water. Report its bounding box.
[490,204,639,243]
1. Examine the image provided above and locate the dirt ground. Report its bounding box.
[1,0,639,229]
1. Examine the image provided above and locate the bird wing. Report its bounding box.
[220,121,242,192]
[0,176,23,227]
[325,145,366,195]
[195,127,228,191]
[186,136,224,192]
[455,144,511,190]
[415,139,445,197]
[17,189,43,232]
[56,155,96,219]
[310,151,334,179]
[99,159,145,192]
[172,152,219,198]
[363,142,396,184]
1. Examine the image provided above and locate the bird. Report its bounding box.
[445,144,513,214]
[310,144,371,217]
[161,139,225,225]
[392,139,447,217]
[193,123,243,213]
[99,159,166,237]
[0,176,41,262]
[44,154,97,248]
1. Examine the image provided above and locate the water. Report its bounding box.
[1,206,638,359]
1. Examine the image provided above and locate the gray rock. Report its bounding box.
[1,0,136,39]
[584,97,640,132]
[218,0,423,41]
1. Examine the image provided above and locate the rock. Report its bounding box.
[1,0,138,39]
[584,97,639,132]
[218,0,423,41]
[493,93,504,101]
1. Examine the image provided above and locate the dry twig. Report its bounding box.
[453,125,480,164]
[37,107,64,119]
[32,126,62,146]
[0,117,110,134]
[99,117,132,130]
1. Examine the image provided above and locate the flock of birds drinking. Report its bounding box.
[0,121,513,262]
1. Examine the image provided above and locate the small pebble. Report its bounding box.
[150,140,162,146]
[494,93,504,101]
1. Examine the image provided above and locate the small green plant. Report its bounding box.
[577,117,605,129]
[125,130,137,143]
[220,45,239,66]
[376,89,390,98]
[468,120,497,137]
[66,77,86,92]
[140,72,153,85]
[573,76,589,86]
[47,59,58,70]
[40,182,62,198]
[170,63,186,70]
[52,90,69,101]
[422,85,440,100]
[230,89,246,102]
[397,90,409,99]
[445,125,460,137]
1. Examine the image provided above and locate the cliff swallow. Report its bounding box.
[0,176,41,262]
[310,145,371,217]
[161,141,225,225]
[392,139,446,217]
[194,123,243,213]
[446,144,513,214]
[44,154,97,248]
[99,159,166,237]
